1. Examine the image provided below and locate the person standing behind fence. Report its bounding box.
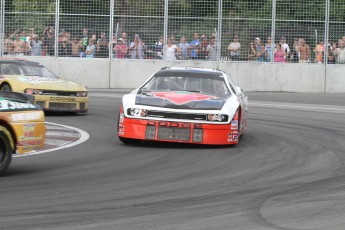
[333,40,345,64]
[280,36,290,62]
[164,38,180,60]
[30,35,42,56]
[189,33,200,60]
[296,38,310,63]
[257,43,267,62]
[96,32,109,58]
[228,36,241,61]
[71,37,83,57]
[81,27,89,51]
[199,35,208,60]
[178,36,190,60]
[12,33,27,56]
[289,38,299,63]
[85,39,96,58]
[314,41,324,64]
[265,37,274,62]
[129,35,146,59]
[248,41,256,61]
[43,29,55,56]
[155,36,164,58]
[4,34,14,55]
[114,38,128,58]
[274,43,286,63]
[207,35,217,61]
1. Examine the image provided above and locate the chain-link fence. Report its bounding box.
[0,0,344,64]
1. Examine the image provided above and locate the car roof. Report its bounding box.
[0,58,43,67]
[155,67,225,79]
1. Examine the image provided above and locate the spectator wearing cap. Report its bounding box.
[206,34,217,61]
[228,36,241,61]
[114,38,128,59]
[280,36,290,62]
[250,37,261,61]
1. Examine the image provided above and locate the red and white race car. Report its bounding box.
[117,67,248,145]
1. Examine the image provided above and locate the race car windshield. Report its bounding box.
[141,75,231,96]
[21,65,57,78]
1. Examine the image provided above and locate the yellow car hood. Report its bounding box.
[6,75,86,91]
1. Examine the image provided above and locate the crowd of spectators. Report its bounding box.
[3,27,345,64]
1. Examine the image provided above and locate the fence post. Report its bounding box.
[216,0,222,64]
[0,0,4,57]
[271,0,276,64]
[55,0,60,58]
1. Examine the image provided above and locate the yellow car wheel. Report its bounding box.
[0,126,13,176]
[0,83,12,91]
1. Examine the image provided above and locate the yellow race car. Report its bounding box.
[0,91,46,175]
[0,59,88,113]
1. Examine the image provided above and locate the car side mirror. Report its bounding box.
[235,86,243,95]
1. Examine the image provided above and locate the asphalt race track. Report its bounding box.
[1,90,345,230]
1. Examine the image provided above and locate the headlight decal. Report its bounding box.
[128,108,148,117]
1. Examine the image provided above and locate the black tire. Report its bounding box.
[118,136,140,144]
[0,83,12,91]
[0,126,14,176]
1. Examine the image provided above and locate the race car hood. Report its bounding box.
[135,91,228,110]
[6,75,86,91]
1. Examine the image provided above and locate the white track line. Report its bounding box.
[250,101,345,112]
[14,122,90,158]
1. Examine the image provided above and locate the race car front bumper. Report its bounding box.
[34,95,88,113]
[117,113,239,145]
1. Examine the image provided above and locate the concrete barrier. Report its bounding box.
[27,57,345,93]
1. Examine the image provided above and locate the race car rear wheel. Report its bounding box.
[0,126,13,176]
[0,83,12,91]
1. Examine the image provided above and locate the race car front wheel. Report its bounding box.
[0,83,12,91]
[0,126,13,176]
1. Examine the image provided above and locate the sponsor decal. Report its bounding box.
[118,126,124,135]
[11,112,42,121]
[17,136,42,146]
[119,113,124,123]
[228,131,239,142]
[152,91,218,105]
[50,97,76,102]
[19,76,65,83]
[147,121,202,129]
[0,100,36,110]
[231,120,238,130]
[232,131,239,141]
[227,132,232,142]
